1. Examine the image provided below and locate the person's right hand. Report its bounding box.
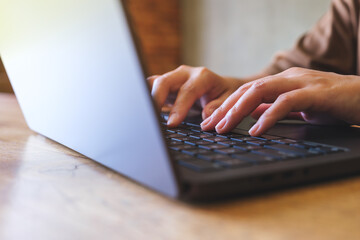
[148,65,245,127]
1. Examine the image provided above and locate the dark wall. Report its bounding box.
[124,0,181,75]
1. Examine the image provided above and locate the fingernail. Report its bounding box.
[249,123,260,136]
[215,118,227,132]
[201,117,212,127]
[167,113,178,126]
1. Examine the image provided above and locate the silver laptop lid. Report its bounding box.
[0,0,180,197]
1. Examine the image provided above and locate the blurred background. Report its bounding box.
[182,0,331,76]
[0,0,331,93]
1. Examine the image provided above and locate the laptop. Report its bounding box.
[1,0,360,201]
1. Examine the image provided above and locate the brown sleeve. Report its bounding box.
[263,0,359,75]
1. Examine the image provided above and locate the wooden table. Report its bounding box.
[0,93,359,240]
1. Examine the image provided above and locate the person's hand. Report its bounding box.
[201,67,360,136]
[148,65,245,127]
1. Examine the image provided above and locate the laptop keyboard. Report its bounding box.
[161,122,348,172]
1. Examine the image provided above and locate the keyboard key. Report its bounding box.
[208,144,228,149]
[202,138,216,143]
[231,136,258,142]
[189,132,211,138]
[216,158,251,167]
[199,144,228,150]
[182,148,211,155]
[172,153,196,161]
[194,140,214,145]
[198,145,213,150]
[199,134,215,138]
[211,134,228,139]
[301,141,319,147]
[184,122,202,128]
[189,128,202,133]
[184,140,198,146]
[214,148,246,154]
[178,159,222,172]
[246,140,269,146]
[250,136,268,141]
[172,137,196,142]
[289,143,309,149]
[272,139,298,144]
[166,133,186,138]
[222,133,243,138]
[217,141,240,146]
[219,133,246,138]
[214,137,231,142]
[168,140,184,145]
[188,135,201,140]
[252,148,297,159]
[202,136,228,142]
[171,138,183,143]
[170,144,197,151]
[232,152,276,163]
[165,129,177,134]
[198,153,231,161]
[233,144,262,151]
[308,146,342,154]
[264,144,318,156]
[176,129,192,135]
[229,137,246,142]
[261,134,283,140]
[201,131,217,136]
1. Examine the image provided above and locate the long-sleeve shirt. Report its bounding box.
[264,0,360,76]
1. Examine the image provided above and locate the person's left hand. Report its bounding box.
[201,67,360,136]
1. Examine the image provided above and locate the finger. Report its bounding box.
[201,82,253,131]
[167,75,212,127]
[201,93,230,120]
[251,104,304,121]
[151,66,190,110]
[215,76,304,133]
[250,104,272,119]
[147,75,160,89]
[249,90,312,136]
[161,103,173,113]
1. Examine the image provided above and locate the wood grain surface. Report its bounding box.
[0,93,359,240]
[0,59,12,93]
